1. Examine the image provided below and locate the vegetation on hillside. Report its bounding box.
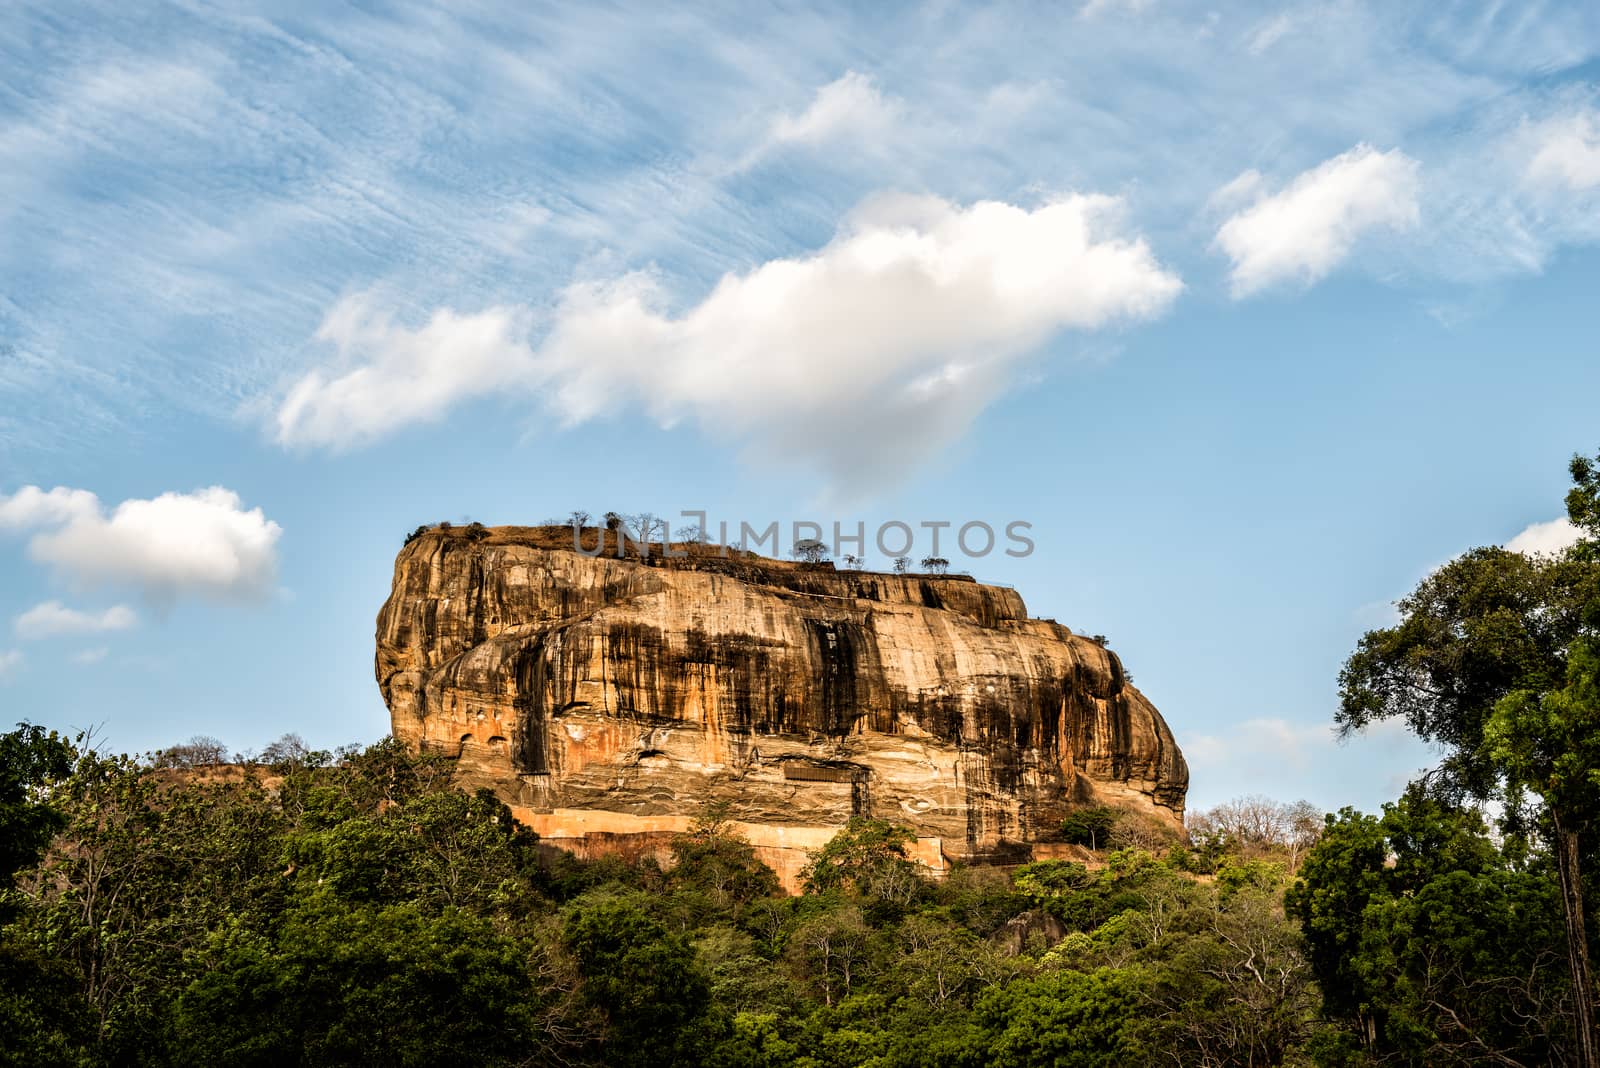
[0,723,1592,1066]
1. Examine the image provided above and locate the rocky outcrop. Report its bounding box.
[376,526,1187,889]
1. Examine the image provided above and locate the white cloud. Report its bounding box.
[1522,108,1600,191]
[1079,0,1153,17]
[0,486,282,600]
[765,72,902,150]
[0,649,21,680]
[15,601,137,639]
[0,485,99,529]
[273,194,1182,488]
[9,4,1600,464]
[274,299,538,450]
[72,647,109,665]
[1246,13,1297,55]
[1215,144,1421,297]
[1505,516,1583,557]
[1207,169,1263,212]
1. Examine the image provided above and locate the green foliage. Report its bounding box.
[1567,448,1600,541]
[0,931,94,1067]
[1337,544,1584,799]
[1060,805,1118,850]
[1487,635,1600,823]
[563,893,712,1067]
[0,717,1590,1068]
[1334,449,1600,1065]
[974,967,1140,1067]
[704,1011,801,1068]
[1287,792,1573,1063]
[1013,859,1093,902]
[0,722,74,886]
[800,816,923,906]
[175,894,541,1067]
[667,803,780,914]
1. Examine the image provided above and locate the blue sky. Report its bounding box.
[3,0,1599,812]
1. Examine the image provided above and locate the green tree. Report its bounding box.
[175,893,542,1067]
[786,903,872,1008]
[801,817,925,905]
[0,723,74,889]
[1337,449,1600,1065]
[705,1012,801,1068]
[1487,634,1600,1063]
[287,786,539,914]
[667,803,780,914]
[0,723,92,1066]
[563,892,712,1066]
[1060,806,1118,850]
[1287,792,1572,1063]
[974,967,1140,1067]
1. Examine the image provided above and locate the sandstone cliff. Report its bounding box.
[375,525,1188,887]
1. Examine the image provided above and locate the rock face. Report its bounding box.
[376,526,1188,889]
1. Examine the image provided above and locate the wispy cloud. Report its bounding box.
[1522,107,1600,192]
[15,601,137,640]
[762,72,902,153]
[1245,12,1297,55]
[1181,715,1432,809]
[1215,145,1421,297]
[0,649,21,681]
[1080,0,1155,18]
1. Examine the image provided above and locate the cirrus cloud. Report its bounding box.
[1215,144,1421,297]
[272,193,1183,489]
[0,485,282,601]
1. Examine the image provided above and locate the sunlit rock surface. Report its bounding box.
[376,526,1188,889]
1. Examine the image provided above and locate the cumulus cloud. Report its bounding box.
[0,485,282,600]
[72,647,109,665]
[0,485,99,528]
[0,649,20,680]
[274,299,538,450]
[273,194,1182,488]
[1522,108,1600,191]
[15,600,138,639]
[1505,516,1583,557]
[1215,144,1421,297]
[765,72,902,151]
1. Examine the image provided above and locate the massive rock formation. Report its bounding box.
[376,525,1187,888]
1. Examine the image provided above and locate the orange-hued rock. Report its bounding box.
[376,525,1188,889]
